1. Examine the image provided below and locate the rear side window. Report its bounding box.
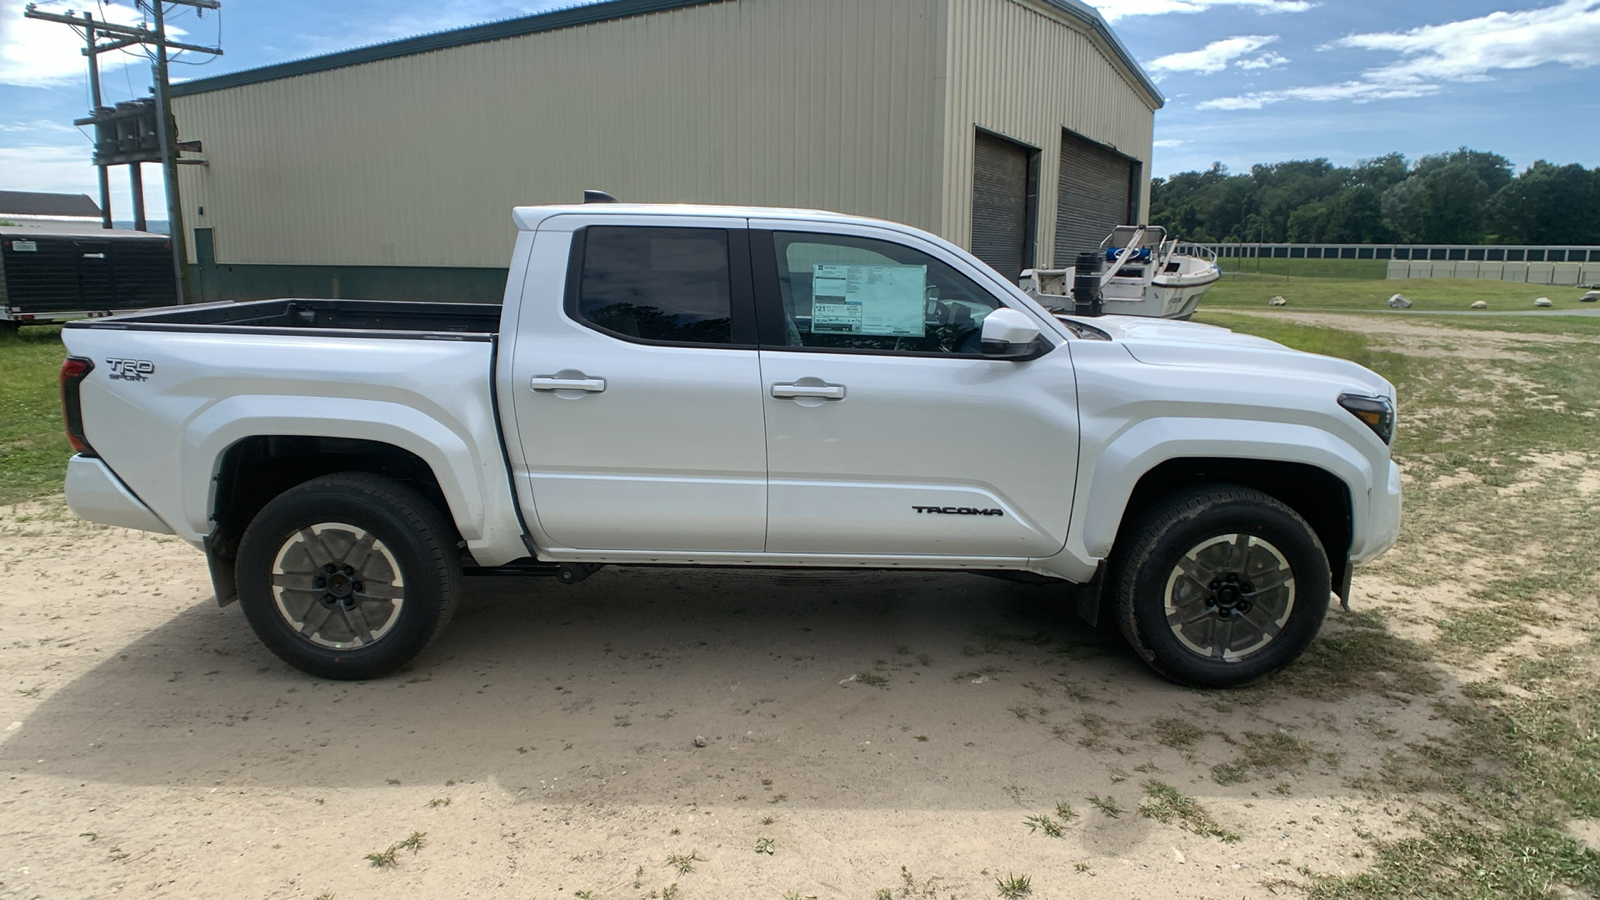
[575,226,733,344]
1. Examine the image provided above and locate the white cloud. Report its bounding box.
[1199,0,1600,111]
[1235,51,1289,71]
[0,144,166,220]
[1,0,188,89]
[1148,35,1278,75]
[1199,80,1442,110]
[1334,0,1600,83]
[1152,139,1190,148]
[1092,0,1314,23]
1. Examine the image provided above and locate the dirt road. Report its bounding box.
[1,500,1440,900]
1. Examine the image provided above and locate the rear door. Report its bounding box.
[752,222,1080,558]
[503,215,768,552]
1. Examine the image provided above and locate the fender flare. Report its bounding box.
[1073,416,1374,560]
[181,396,490,542]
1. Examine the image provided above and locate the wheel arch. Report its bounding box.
[204,435,461,606]
[1116,458,1352,590]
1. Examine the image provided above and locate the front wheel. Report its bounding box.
[1113,485,1329,687]
[236,473,462,680]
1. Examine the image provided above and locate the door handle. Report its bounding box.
[531,375,606,393]
[771,382,846,400]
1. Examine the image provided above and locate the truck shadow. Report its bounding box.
[1,566,1449,813]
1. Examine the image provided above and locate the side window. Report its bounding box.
[770,231,1003,354]
[575,226,733,344]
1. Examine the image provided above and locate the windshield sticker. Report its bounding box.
[810,263,926,337]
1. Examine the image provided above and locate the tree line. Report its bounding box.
[1148,149,1600,246]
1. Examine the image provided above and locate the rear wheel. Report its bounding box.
[236,473,461,679]
[1113,485,1329,687]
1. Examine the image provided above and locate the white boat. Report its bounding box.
[1020,225,1221,319]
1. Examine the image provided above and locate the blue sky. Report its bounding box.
[2,0,1597,218]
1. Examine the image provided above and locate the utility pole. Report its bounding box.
[25,1,221,302]
[84,13,112,230]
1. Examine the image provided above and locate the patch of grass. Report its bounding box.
[995,872,1032,898]
[1055,801,1077,821]
[664,850,703,875]
[1149,717,1205,750]
[1087,794,1122,818]
[855,671,888,688]
[1211,730,1314,785]
[1266,610,1440,700]
[1138,781,1241,843]
[367,830,427,866]
[1435,606,1526,654]
[1305,820,1600,900]
[754,836,775,855]
[1023,813,1064,838]
[0,326,72,504]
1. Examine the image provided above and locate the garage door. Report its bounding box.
[1055,130,1137,264]
[970,131,1031,280]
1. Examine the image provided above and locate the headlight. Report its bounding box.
[1338,393,1395,445]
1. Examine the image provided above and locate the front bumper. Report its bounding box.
[1351,460,1402,565]
[64,455,173,534]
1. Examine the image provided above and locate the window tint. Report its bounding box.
[770,232,1003,354]
[577,226,733,344]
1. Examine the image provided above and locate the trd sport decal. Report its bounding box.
[106,358,155,381]
[912,506,1004,516]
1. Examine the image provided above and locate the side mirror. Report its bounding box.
[980,308,1044,360]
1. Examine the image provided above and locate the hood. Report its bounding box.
[1060,314,1394,399]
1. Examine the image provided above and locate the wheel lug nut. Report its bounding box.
[313,577,326,588]
[353,583,364,593]
[341,565,354,576]
[323,564,336,574]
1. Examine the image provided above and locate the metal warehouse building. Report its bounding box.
[171,0,1161,302]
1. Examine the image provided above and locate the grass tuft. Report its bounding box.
[1138,781,1241,843]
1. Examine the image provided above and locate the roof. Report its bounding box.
[0,191,102,219]
[170,0,1162,104]
[0,227,168,240]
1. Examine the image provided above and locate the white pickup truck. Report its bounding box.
[61,202,1400,686]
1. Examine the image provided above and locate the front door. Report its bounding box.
[752,225,1080,558]
[504,217,767,552]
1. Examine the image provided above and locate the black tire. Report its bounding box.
[236,473,462,680]
[1112,485,1329,687]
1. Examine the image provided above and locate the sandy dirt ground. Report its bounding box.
[7,311,1565,899]
[0,503,1445,900]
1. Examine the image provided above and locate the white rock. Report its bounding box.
[1470,301,1489,309]
[693,735,707,747]
[1582,291,1600,302]
[1387,293,1412,309]
[1534,297,1553,308]
[1268,296,1288,307]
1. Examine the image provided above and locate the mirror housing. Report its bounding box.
[980,308,1045,360]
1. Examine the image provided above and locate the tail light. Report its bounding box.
[60,356,96,456]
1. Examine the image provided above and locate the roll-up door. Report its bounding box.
[970,131,1032,280]
[1056,130,1137,264]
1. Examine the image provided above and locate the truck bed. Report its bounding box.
[66,297,501,338]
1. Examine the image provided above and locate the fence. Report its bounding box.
[1199,243,1600,286]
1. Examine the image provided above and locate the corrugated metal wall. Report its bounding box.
[174,0,947,267]
[941,0,1157,268]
